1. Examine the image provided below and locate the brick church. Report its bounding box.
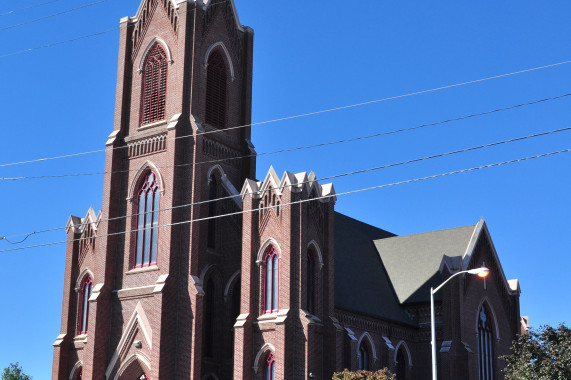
[52,0,523,379]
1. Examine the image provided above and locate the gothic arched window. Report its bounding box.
[265,353,275,380]
[205,51,227,129]
[78,276,93,334]
[307,249,316,315]
[134,171,160,268]
[264,247,279,313]
[141,43,168,125]
[358,343,369,371]
[478,304,494,380]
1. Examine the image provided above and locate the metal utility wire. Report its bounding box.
[0,0,229,59]
[0,58,569,167]
[0,0,63,17]
[2,126,570,242]
[0,93,568,180]
[0,0,112,32]
[0,28,118,59]
[1,146,569,254]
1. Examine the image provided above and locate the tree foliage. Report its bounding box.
[332,368,396,380]
[2,363,32,380]
[503,323,571,380]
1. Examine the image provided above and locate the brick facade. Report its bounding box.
[52,1,521,379]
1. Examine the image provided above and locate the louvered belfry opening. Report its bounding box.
[205,51,227,129]
[141,43,168,125]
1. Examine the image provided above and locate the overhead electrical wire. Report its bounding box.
[0,28,119,59]
[0,0,63,17]
[0,92,568,180]
[0,0,112,32]
[0,59,570,167]
[2,126,570,242]
[1,146,570,253]
[0,0,229,59]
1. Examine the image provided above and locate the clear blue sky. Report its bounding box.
[0,0,569,377]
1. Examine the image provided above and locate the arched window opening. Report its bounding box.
[207,174,217,249]
[134,171,160,268]
[358,343,369,371]
[141,43,168,125]
[265,353,275,380]
[78,276,93,334]
[264,247,279,313]
[204,277,215,358]
[396,348,406,380]
[478,304,494,380]
[205,50,227,129]
[307,249,316,315]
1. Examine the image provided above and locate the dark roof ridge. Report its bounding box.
[373,223,477,243]
[334,211,397,238]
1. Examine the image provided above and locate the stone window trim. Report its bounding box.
[474,297,501,340]
[203,41,235,81]
[127,161,165,202]
[253,343,276,375]
[137,37,174,72]
[68,360,83,380]
[356,331,378,365]
[393,340,413,367]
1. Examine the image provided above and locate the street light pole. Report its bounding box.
[430,267,489,380]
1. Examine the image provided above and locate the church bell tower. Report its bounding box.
[52,0,254,378]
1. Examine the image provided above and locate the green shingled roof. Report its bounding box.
[373,224,477,304]
[334,211,479,325]
[334,212,415,326]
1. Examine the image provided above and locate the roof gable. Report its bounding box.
[374,224,477,304]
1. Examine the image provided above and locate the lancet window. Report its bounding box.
[478,304,495,380]
[141,43,168,125]
[78,276,93,334]
[134,171,160,267]
[264,247,279,313]
[205,50,227,128]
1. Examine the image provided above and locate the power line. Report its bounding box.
[2,126,569,241]
[0,0,112,32]
[0,93,568,180]
[0,0,63,17]
[1,57,569,167]
[0,0,231,59]
[1,146,569,254]
[0,28,118,59]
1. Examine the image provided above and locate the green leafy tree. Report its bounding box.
[332,368,396,380]
[503,323,571,380]
[2,363,32,380]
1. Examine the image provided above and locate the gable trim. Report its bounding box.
[105,302,153,379]
[204,42,235,81]
[462,219,517,296]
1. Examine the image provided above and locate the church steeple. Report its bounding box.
[53,1,254,378]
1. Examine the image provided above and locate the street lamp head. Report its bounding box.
[467,267,489,277]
